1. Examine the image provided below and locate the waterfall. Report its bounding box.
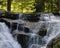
[6,13,60,48]
[42,21,60,47]
[10,22,13,32]
[28,33,42,48]
[40,13,60,48]
[19,13,23,19]
[28,13,60,48]
[0,22,22,48]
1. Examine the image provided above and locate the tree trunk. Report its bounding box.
[35,0,44,12]
[7,0,12,12]
[58,0,60,11]
[0,1,3,5]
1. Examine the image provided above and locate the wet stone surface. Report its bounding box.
[47,37,60,48]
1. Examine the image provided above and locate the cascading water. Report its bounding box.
[17,13,25,32]
[28,13,60,48]
[8,13,60,48]
[12,13,25,41]
[10,21,13,32]
[16,13,23,31]
[40,13,60,48]
[19,13,23,20]
[28,33,42,48]
[0,22,22,48]
[42,21,60,48]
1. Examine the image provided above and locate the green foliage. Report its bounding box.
[35,0,44,12]
[0,0,7,11]
[44,0,58,12]
[53,42,60,48]
[11,0,36,13]
[0,0,59,13]
[34,0,58,13]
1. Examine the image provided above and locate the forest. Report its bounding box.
[0,0,60,13]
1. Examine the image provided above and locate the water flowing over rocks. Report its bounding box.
[0,22,22,48]
[0,13,60,48]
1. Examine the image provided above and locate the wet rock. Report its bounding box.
[0,18,10,28]
[39,28,47,37]
[47,37,60,48]
[17,35,29,48]
[18,24,24,31]
[39,24,47,37]
[53,12,60,16]
[1,12,19,20]
[24,27,30,33]
[23,13,40,22]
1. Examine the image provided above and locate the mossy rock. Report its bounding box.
[47,37,60,48]
[39,24,47,37]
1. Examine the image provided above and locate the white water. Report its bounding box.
[0,22,22,48]
[10,22,13,32]
[8,13,60,48]
[19,13,23,19]
[28,33,42,48]
[29,13,60,48]
[40,14,60,48]
[42,21,60,47]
